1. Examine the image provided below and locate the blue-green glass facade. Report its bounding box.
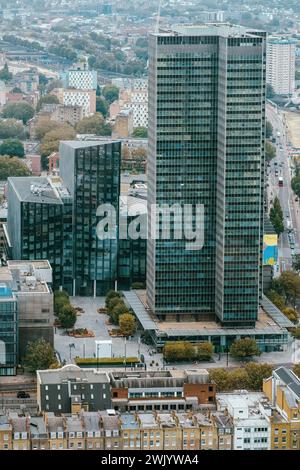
[0,285,18,376]
[147,25,266,326]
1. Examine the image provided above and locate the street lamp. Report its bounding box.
[69,343,75,362]
[124,337,127,371]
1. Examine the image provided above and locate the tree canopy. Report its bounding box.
[0,63,12,82]
[132,126,148,138]
[36,93,59,112]
[0,119,25,139]
[2,102,34,124]
[266,141,276,162]
[76,113,111,136]
[0,156,30,179]
[23,338,57,372]
[102,85,119,104]
[269,196,284,236]
[119,313,136,337]
[230,338,261,359]
[0,138,24,158]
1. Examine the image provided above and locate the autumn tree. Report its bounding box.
[230,338,261,359]
[196,342,214,361]
[0,156,31,179]
[163,341,195,362]
[119,313,136,337]
[76,113,111,136]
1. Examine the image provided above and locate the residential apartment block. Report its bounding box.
[61,68,97,91]
[267,37,296,95]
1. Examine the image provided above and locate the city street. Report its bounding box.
[266,102,300,273]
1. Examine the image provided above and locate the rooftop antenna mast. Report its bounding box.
[156,0,163,33]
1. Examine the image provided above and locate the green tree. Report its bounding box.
[292,254,300,273]
[196,342,214,361]
[119,313,136,337]
[0,63,12,82]
[58,304,77,329]
[0,138,24,158]
[266,83,275,99]
[2,102,34,124]
[11,87,22,94]
[290,328,300,340]
[36,93,59,112]
[266,141,276,162]
[266,120,273,139]
[230,338,261,359]
[163,341,195,362]
[291,175,300,199]
[0,119,25,139]
[54,290,69,315]
[96,97,109,117]
[244,363,273,391]
[105,290,121,308]
[270,196,284,236]
[132,126,148,138]
[102,85,119,104]
[0,156,31,179]
[111,301,129,324]
[23,339,56,372]
[131,282,145,290]
[278,271,300,306]
[76,113,111,136]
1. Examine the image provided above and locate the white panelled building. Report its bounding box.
[267,37,296,96]
[217,393,271,450]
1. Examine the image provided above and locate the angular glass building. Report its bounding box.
[147,24,266,326]
[59,141,121,296]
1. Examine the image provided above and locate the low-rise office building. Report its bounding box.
[110,369,216,413]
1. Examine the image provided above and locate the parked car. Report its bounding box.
[17,391,30,399]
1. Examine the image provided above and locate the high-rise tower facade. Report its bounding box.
[147,24,266,326]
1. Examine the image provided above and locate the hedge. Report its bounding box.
[75,357,140,366]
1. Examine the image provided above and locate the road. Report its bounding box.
[266,102,300,274]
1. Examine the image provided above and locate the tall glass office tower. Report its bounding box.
[147,24,266,326]
[60,141,121,296]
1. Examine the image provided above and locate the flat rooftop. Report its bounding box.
[123,290,291,337]
[157,23,263,38]
[37,364,110,385]
[60,140,121,149]
[8,177,62,205]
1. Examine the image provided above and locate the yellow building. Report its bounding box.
[263,366,300,450]
[8,413,30,451]
[194,413,218,450]
[0,416,12,450]
[45,414,68,450]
